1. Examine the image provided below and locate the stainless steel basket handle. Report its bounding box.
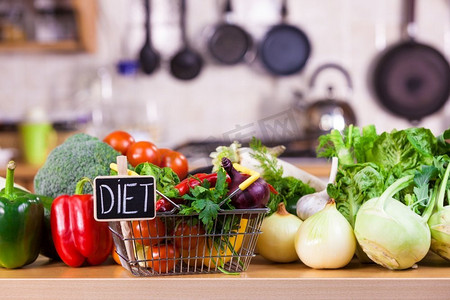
[156,190,182,210]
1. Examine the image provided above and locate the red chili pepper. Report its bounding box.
[50,178,113,267]
[156,173,230,212]
[175,173,217,196]
[267,183,278,195]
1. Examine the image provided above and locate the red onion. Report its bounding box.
[222,157,270,209]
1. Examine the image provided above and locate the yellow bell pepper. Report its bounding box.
[179,218,248,268]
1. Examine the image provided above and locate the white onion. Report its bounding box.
[257,203,302,263]
[294,199,356,269]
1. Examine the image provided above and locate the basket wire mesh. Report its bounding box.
[109,208,268,276]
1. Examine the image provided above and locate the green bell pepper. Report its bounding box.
[0,161,44,268]
[40,195,60,260]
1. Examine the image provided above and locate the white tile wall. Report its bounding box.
[0,0,449,147]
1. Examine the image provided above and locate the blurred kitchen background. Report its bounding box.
[0,0,449,169]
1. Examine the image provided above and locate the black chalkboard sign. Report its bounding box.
[93,176,156,221]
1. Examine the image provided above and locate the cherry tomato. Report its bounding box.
[127,141,160,167]
[132,218,166,246]
[159,148,189,180]
[146,243,179,273]
[173,221,206,250]
[103,131,135,155]
[157,148,172,163]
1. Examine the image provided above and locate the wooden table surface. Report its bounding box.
[0,253,449,299]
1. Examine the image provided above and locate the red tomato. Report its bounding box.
[146,243,179,273]
[159,149,189,180]
[157,148,172,163]
[103,131,135,155]
[132,219,165,246]
[173,221,206,250]
[127,141,159,167]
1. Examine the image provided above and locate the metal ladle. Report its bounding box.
[139,0,160,75]
[169,0,203,80]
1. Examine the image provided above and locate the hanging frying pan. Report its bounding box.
[372,0,450,122]
[259,0,311,76]
[207,0,252,65]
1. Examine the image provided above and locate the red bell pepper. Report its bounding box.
[51,178,113,267]
[156,173,231,212]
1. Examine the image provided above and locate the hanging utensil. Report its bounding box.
[207,0,253,65]
[139,0,160,75]
[371,0,450,122]
[258,0,311,76]
[304,63,357,136]
[169,0,204,80]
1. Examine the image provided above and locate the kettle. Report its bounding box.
[303,63,357,137]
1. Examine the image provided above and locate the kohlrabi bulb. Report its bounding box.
[428,207,450,260]
[355,197,431,270]
[428,163,450,261]
[354,175,431,270]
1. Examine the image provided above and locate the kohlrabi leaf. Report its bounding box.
[317,125,379,165]
[353,125,378,163]
[331,163,386,227]
[412,165,439,214]
[319,125,447,220]
[405,127,437,158]
[436,128,450,154]
[317,126,355,165]
[369,129,438,171]
[369,130,422,170]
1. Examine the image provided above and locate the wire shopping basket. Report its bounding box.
[109,160,269,276]
[109,207,268,276]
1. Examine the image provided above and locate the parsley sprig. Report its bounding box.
[179,168,230,232]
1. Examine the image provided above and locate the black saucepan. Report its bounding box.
[372,0,450,122]
[207,0,252,65]
[170,0,204,80]
[259,0,311,76]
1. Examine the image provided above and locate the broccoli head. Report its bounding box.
[34,133,121,199]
